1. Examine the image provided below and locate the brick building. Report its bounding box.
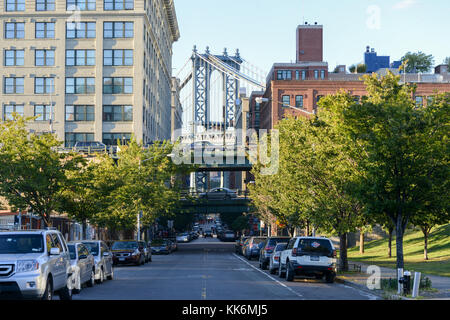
[258,24,450,130]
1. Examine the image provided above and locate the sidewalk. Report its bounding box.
[336,261,450,299]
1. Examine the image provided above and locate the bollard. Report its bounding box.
[403,271,411,295]
[397,268,403,295]
[412,272,421,298]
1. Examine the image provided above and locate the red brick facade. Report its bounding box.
[296,25,323,62]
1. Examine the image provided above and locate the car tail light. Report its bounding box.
[332,250,337,258]
[274,256,279,261]
[266,246,275,253]
[292,248,297,256]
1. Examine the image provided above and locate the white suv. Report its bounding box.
[0,230,73,300]
[278,237,337,283]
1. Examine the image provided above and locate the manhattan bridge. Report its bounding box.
[175,46,267,192]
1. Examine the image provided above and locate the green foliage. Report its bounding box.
[401,51,434,73]
[231,215,249,232]
[0,115,84,227]
[349,64,367,73]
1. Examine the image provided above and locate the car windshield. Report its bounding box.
[111,241,138,250]
[297,239,333,255]
[252,238,266,244]
[82,242,100,255]
[0,234,44,254]
[267,238,289,246]
[275,243,287,251]
[68,244,76,260]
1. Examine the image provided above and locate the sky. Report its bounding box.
[172,0,450,76]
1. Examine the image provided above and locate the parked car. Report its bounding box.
[235,236,249,255]
[203,230,213,238]
[67,242,95,294]
[138,240,152,263]
[268,243,288,275]
[111,240,146,266]
[219,230,236,242]
[73,141,109,154]
[176,233,190,243]
[243,236,267,260]
[80,240,114,283]
[150,239,172,254]
[278,237,337,283]
[258,237,290,270]
[0,230,73,300]
[199,187,237,200]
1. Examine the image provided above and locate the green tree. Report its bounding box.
[342,72,449,269]
[401,51,434,73]
[349,64,367,73]
[0,115,83,227]
[444,57,450,69]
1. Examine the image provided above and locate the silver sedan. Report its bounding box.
[80,240,114,284]
[268,243,288,275]
[199,187,237,200]
[67,242,95,294]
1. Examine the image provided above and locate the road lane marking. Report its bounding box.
[232,253,304,299]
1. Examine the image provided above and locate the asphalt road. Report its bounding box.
[72,236,379,300]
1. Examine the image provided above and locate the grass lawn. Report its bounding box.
[347,223,450,277]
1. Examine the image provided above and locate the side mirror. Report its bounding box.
[50,247,60,255]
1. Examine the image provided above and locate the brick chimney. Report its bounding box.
[296,23,323,63]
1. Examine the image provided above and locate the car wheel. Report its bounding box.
[286,262,294,282]
[96,268,104,284]
[87,269,95,287]
[278,263,285,278]
[325,272,335,283]
[269,267,276,275]
[261,261,268,270]
[41,278,53,300]
[73,273,81,294]
[58,282,73,301]
[107,267,114,281]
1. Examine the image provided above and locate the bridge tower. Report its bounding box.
[190,46,243,192]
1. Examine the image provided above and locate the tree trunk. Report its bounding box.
[421,227,429,261]
[359,230,365,254]
[339,233,348,271]
[305,220,310,237]
[388,227,393,258]
[395,214,405,269]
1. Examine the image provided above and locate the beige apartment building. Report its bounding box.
[0,0,179,147]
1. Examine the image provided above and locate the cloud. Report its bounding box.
[393,0,417,10]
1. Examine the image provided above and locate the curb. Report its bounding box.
[335,276,385,300]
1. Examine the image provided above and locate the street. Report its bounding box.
[72,236,378,300]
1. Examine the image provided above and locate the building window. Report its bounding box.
[4,50,24,66]
[103,49,133,66]
[102,133,131,146]
[104,0,134,10]
[314,70,319,79]
[320,70,325,79]
[276,70,292,80]
[66,22,96,39]
[426,96,434,106]
[34,77,54,94]
[281,95,290,107]
[36,0,55,11]
[103,105,133,121]
[65,105,95,121]
[5,22,25,39]
[65,133,94,148]
[316,95,324,105]
[295,70,300,80]
[302,70,306,80]
[66,0,96,10]
[65,77,95,94]
[6,0,25,11]
[34,104,53,121]
[103,22,134,38]
[35,22,55,38]
[66,50,96,66]
[295,95,304,109]
[415,96,423,108]
[103,77,133,94]
[3,104,24,120]
[35,50,55,66]
[4,77,24,94]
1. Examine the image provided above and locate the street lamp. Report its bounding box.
[255,97,316,116]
